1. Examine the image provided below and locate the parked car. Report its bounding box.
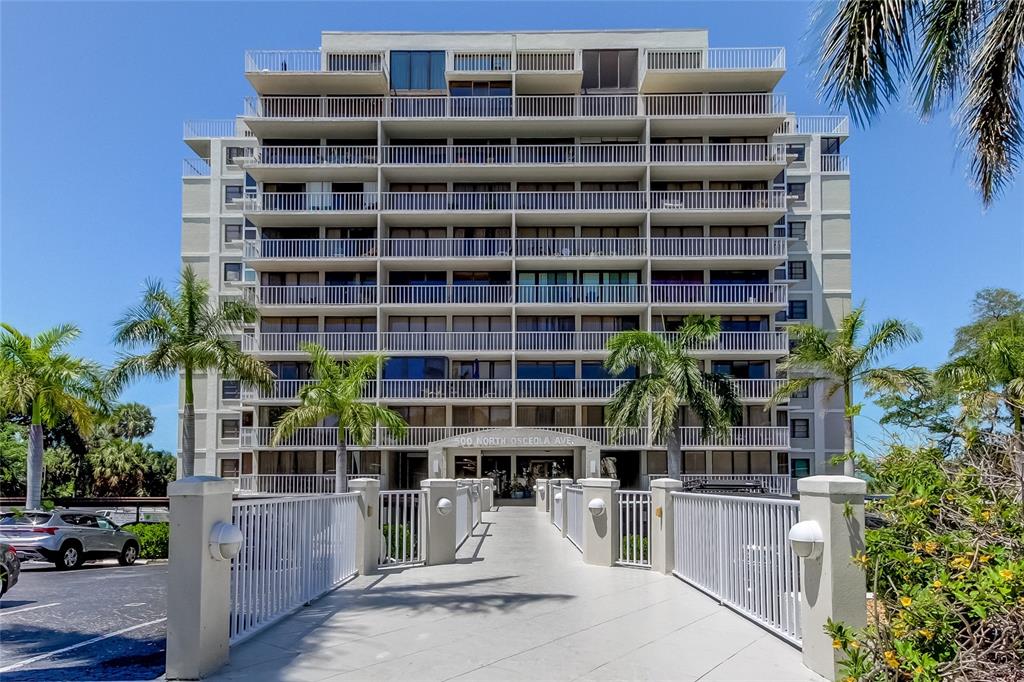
[0,543,19,597]
[0,511,140,570]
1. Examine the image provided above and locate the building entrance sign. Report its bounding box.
[427,428,602,481]
[455,434,580,448]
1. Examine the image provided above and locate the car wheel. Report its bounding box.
[118,542,139,566]
[55,542,82,570]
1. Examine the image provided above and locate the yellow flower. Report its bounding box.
[999,569,1015,581]
[951,556,971,570]
[914,666,924,675]
[883,650,899,669]
[909,498,925,507]
[979,554,991,564]
[900,596,913,607]
[849,640,860,650]
[912,541,923,551]
[913,556,923,564]
[924,541,939,554]
[844,677,856,682]
[918,628,934,640]
[832,639,842,649]
[852,552,870,569]
[981,510,991,521]
[932,579,943,589]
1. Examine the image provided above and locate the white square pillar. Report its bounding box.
[420,478,457,565]
[535,477,549,512]
[580,477,619,566]
[649,478,684,574]
[349,477,381,576]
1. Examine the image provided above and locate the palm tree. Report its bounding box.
[102,402,156,441]
[815,1,1024,204]
[768,306,928,476]
[0,323,105,509]
[112,267,274,478]
[271,345,406,493]
[603,317,741,479]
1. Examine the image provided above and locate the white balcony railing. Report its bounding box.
[676,474,792,497]
[644,93,786,117]
[819,154,850,173]
[245,239,378,259]
[649,142,787,165]
[450,51,513,72]
[381,191,512,211]
[658,330,790,354]
[516,51,577,71]
[516,284,646,305]
[380,238,513,258]
[381,379,513,400]
[244,192,376,213]
[382,331,513,353]
[243,50,385,73]
[380,284,513,305]
[242,332,377,354]
[646,47,785,71]
[650,189,786,211]
[248,145,377,166]
[183,119,252,138]
[651,237,786,258]
[382,143,646,165]
[777,116,850,135]
[513,330,788,354]
[725,379,786,401]
[236,473,337,494]
[515,378,629,399]
[182,158,211,176]
[650,283,788,305]
[243,380,376,401]
[678,426,790,449]
[255,285,378,306]
[516,237,646,258]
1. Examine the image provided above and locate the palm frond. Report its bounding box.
[271,404,332,445]
[862,318,923,363]
[604,330,668,376]
[913,0,983,116]
[767,376,828,408]
[859,366,933,396]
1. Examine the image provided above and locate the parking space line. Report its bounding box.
[0,602,60,616]
[0,617,167,673]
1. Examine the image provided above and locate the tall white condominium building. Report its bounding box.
[181,30,851,493]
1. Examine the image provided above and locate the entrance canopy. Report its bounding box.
[426,428,601,480]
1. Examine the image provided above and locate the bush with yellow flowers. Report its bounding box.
[826,435,1024,681]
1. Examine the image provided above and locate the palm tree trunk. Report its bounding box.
[181,366,195,478]
[335,429,348,494]
[842,382,855,477]
[26,422,44,510]
[666,417,682,479]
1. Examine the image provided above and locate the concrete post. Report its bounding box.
[481,477,494,512]
[797,476,867,681]
[548,478,572,527]
[421,478,457,566]
[348,477,381,576]
[535,477,549,512]
[580,478,619,567]
[165,476,235,680]
[649,478,684,574]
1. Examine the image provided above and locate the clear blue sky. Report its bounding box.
[2,1,1021,453]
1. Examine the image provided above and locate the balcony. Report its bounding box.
[645,93,786,136]
[650,189,787,225]
[650,283,788,309]
[515,378,629,400]
[243,50,388,95]
[515,50,581,93]
[724,379,786,402]
[382,143,647,179]
[183,119,252,155]
[448,51,513,74]
[649,143,787,181]
[378,191,647,213]
[254,285,378,307]
[182,158,211,177]
[382,331,513,353]
[244,239,378,265]
[242,379,376,402]
[380,238,513,259]
[243,145,377,181]
[651,237,786,266]
[516,284,646,306]
[381,379,513,400]
[819,154,850,174]
[242,331,377,354]
[643,48,785,93]
[678,426,789,450]
[380,284,514,306]
[776,115,850,137]
[516,237,646,259]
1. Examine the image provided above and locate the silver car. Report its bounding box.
[0,511,140,570]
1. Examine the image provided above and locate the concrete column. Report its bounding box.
[549,478,572,531]
[580,478,619,567]
[797,476,867,681]
[481,477,494,511]
[420,478,457,566]
[534,477,549,512]
[649,478,684,574]
[165,476,235,680]
[584,444,601,478]
[348,477,381,576]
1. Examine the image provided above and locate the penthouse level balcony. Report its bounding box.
[650,283,788,311]
[643,47,785,93]
[244,50,388,95]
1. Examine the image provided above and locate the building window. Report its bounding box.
[785,143,805,161]
[221,380,240,400]
[787,182,806,202]
[224,223,243,243]
[788,221,806,240]
[224,147,247,166]
[221,419,240,439]
[791,458,811,478]
[581,49,638,90]
[793,385,810,399]
[788,261,807,280]
[790,418,810,439]
[821,137,841,155]
[220,458,240,478]
[788,300,808,320]
[224,185,243,203]
[776,453,789,475]
[224,262,243,282]
[389,50,446,90]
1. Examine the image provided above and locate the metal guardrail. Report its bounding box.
[378,490,424,567]
[616,491,651,568]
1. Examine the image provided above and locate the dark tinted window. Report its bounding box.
[0,512,52,525]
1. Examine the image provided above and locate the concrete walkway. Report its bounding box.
[213,506,823,681]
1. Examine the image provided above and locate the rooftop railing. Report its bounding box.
[646,47,785,71]
[182,158,211,177]
[243,50,385,73]
[449,51,513,72]
[777,116,850,135]
[183,119,252,138]
[516,50,577,71]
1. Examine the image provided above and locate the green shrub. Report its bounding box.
[621,534,648,562]
[123,522,169,559]
[381,523,417,562]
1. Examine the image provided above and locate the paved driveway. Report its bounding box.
[215,505,822,681]
[0,561,166,681]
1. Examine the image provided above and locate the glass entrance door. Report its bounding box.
[481,455,513,498]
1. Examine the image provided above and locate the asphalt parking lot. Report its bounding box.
[0,561,166,681]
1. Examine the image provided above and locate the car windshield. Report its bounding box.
[0,512,53,526]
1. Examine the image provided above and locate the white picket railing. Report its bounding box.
[552,482,564,531]
[646,47,785,71]
[183,119,251,138]
[644,93,786,117]
[242,331,377,353]
[516,284,646,304]
[515,378,628,399]
[244,50,384,73]
[678,426,790,449]
[649,283,788,305]
[516,237,646,257]
[456,484,472,548]
[650,189,786,211]
[565,485,584,552]
[380,238,512,258]
[617,491,651,568]
[450,51,513,72]
[245,192,375,213]
[517,51,576,71]
[819,154,850,173]
[246,239,377,259]
[678,474,792,497]
[380,378,514,400]
[236,474,336,495]
[777,116,850,135]
[382,331,513,352]
[378,490,425,567]
[649,142,786,164]
[248,145,378,166]
[380,284,514,305]
[651,237,786,259]
[229,493,359,644]
[671,492,802,644]
[255,285,378,306]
